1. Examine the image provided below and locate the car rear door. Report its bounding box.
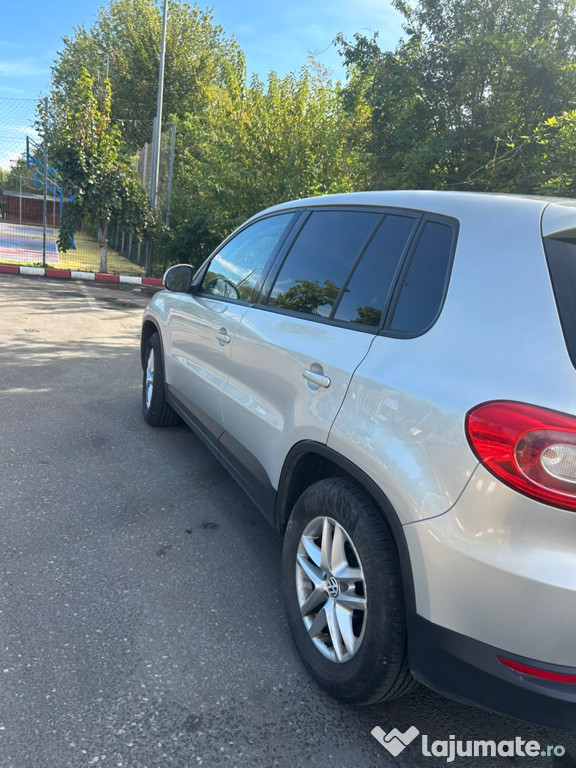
[220,208,420,510]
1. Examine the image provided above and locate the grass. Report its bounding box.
[0,229,147,276]
[58,231,147,276]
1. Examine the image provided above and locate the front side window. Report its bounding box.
[268,211,381,317]
[202,213,294,301]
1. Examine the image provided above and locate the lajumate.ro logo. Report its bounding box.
[371,725,566,762]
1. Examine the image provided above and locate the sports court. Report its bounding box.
[0,221,59,264]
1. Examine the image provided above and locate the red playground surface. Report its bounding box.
[0,221,59,264]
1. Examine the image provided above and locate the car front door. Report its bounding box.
[165,212,297,448]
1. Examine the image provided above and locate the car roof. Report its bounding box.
[258,189,576,222]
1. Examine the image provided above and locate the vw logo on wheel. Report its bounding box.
[326,576,340,598]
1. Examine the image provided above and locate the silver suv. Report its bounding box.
[141,190,576,730]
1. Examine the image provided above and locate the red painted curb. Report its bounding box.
[46,269,72,279]
[0,265,20,274]
[142,277,163,286]
[95,273,120,283]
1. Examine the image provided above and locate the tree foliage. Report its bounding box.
[338,0,576,191]
[169,63,363,267]
[42,67,150,272]
[533,111,576,195]
[44,0,576,277]
[51,0,244,149]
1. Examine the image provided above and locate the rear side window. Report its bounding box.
[388,220,455,334]
[334,214,417,326]
[268,211,381,317]
[544,236,576,367]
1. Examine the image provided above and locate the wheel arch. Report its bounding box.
[140,318,162,369]
[276,441,416,611]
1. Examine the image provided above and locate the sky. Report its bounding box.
[0,0,405,101]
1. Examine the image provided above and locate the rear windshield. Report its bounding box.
[543,236,576,368]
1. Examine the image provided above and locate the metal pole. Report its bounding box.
[150,118,157,197]
[165,121,176,227]
[149,0,168,212]
[142,142,149,197]
[42,97,48,267]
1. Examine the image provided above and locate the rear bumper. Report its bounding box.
[408,611,576,731]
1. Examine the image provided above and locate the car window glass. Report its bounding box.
[202,214,293,301]
[269,211,381,317]
[388,220,454,334]
[543,236,576,368]
[334,215,417,326]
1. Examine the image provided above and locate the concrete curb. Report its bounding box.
[0,264,163,288]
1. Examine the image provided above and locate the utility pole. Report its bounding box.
[42,96,48,268]
[165,122,176,227]
[149,0,168,212]
[147,0,168,277]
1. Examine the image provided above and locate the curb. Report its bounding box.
[0,264,163,289]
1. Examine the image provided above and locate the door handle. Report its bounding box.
[303,368,331,388]
[216,329,231,344]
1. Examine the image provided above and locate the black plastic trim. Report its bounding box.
[165,385,222,454]
[140,318,161,368]
[218,431,277,519]
[408,611,576,731]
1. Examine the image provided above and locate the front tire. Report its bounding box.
[282,478,413,704]
[142,332,180,426]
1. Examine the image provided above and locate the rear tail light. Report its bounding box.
[466,401,576,512]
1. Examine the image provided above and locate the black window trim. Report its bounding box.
[191,203,458,337]
[255,205,424,328]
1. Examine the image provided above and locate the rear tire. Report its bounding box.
[282,477,414,704]
[142,332,180,427]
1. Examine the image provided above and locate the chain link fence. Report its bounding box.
[0,98,175,277]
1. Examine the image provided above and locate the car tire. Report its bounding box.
[142,332,180,427]
[282,477,414,705]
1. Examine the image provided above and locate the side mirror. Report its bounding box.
[163,264,195,293]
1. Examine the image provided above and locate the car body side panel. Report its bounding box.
[221,308,375,490]
[165,294,249,433]
[329,200,576,523]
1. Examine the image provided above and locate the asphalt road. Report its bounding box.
[0,274,574,768]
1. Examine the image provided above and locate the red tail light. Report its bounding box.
[466,401,576,512]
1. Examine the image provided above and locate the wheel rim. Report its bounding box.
[295,516,367,663]
[145,347,155,409]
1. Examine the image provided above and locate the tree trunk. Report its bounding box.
[99,219,109,273]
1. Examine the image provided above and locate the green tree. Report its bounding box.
[338,0,576,191]
[51,0,244,149]
[533,110,576,195]
[43,67,151,272]
[170,63,362,266]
